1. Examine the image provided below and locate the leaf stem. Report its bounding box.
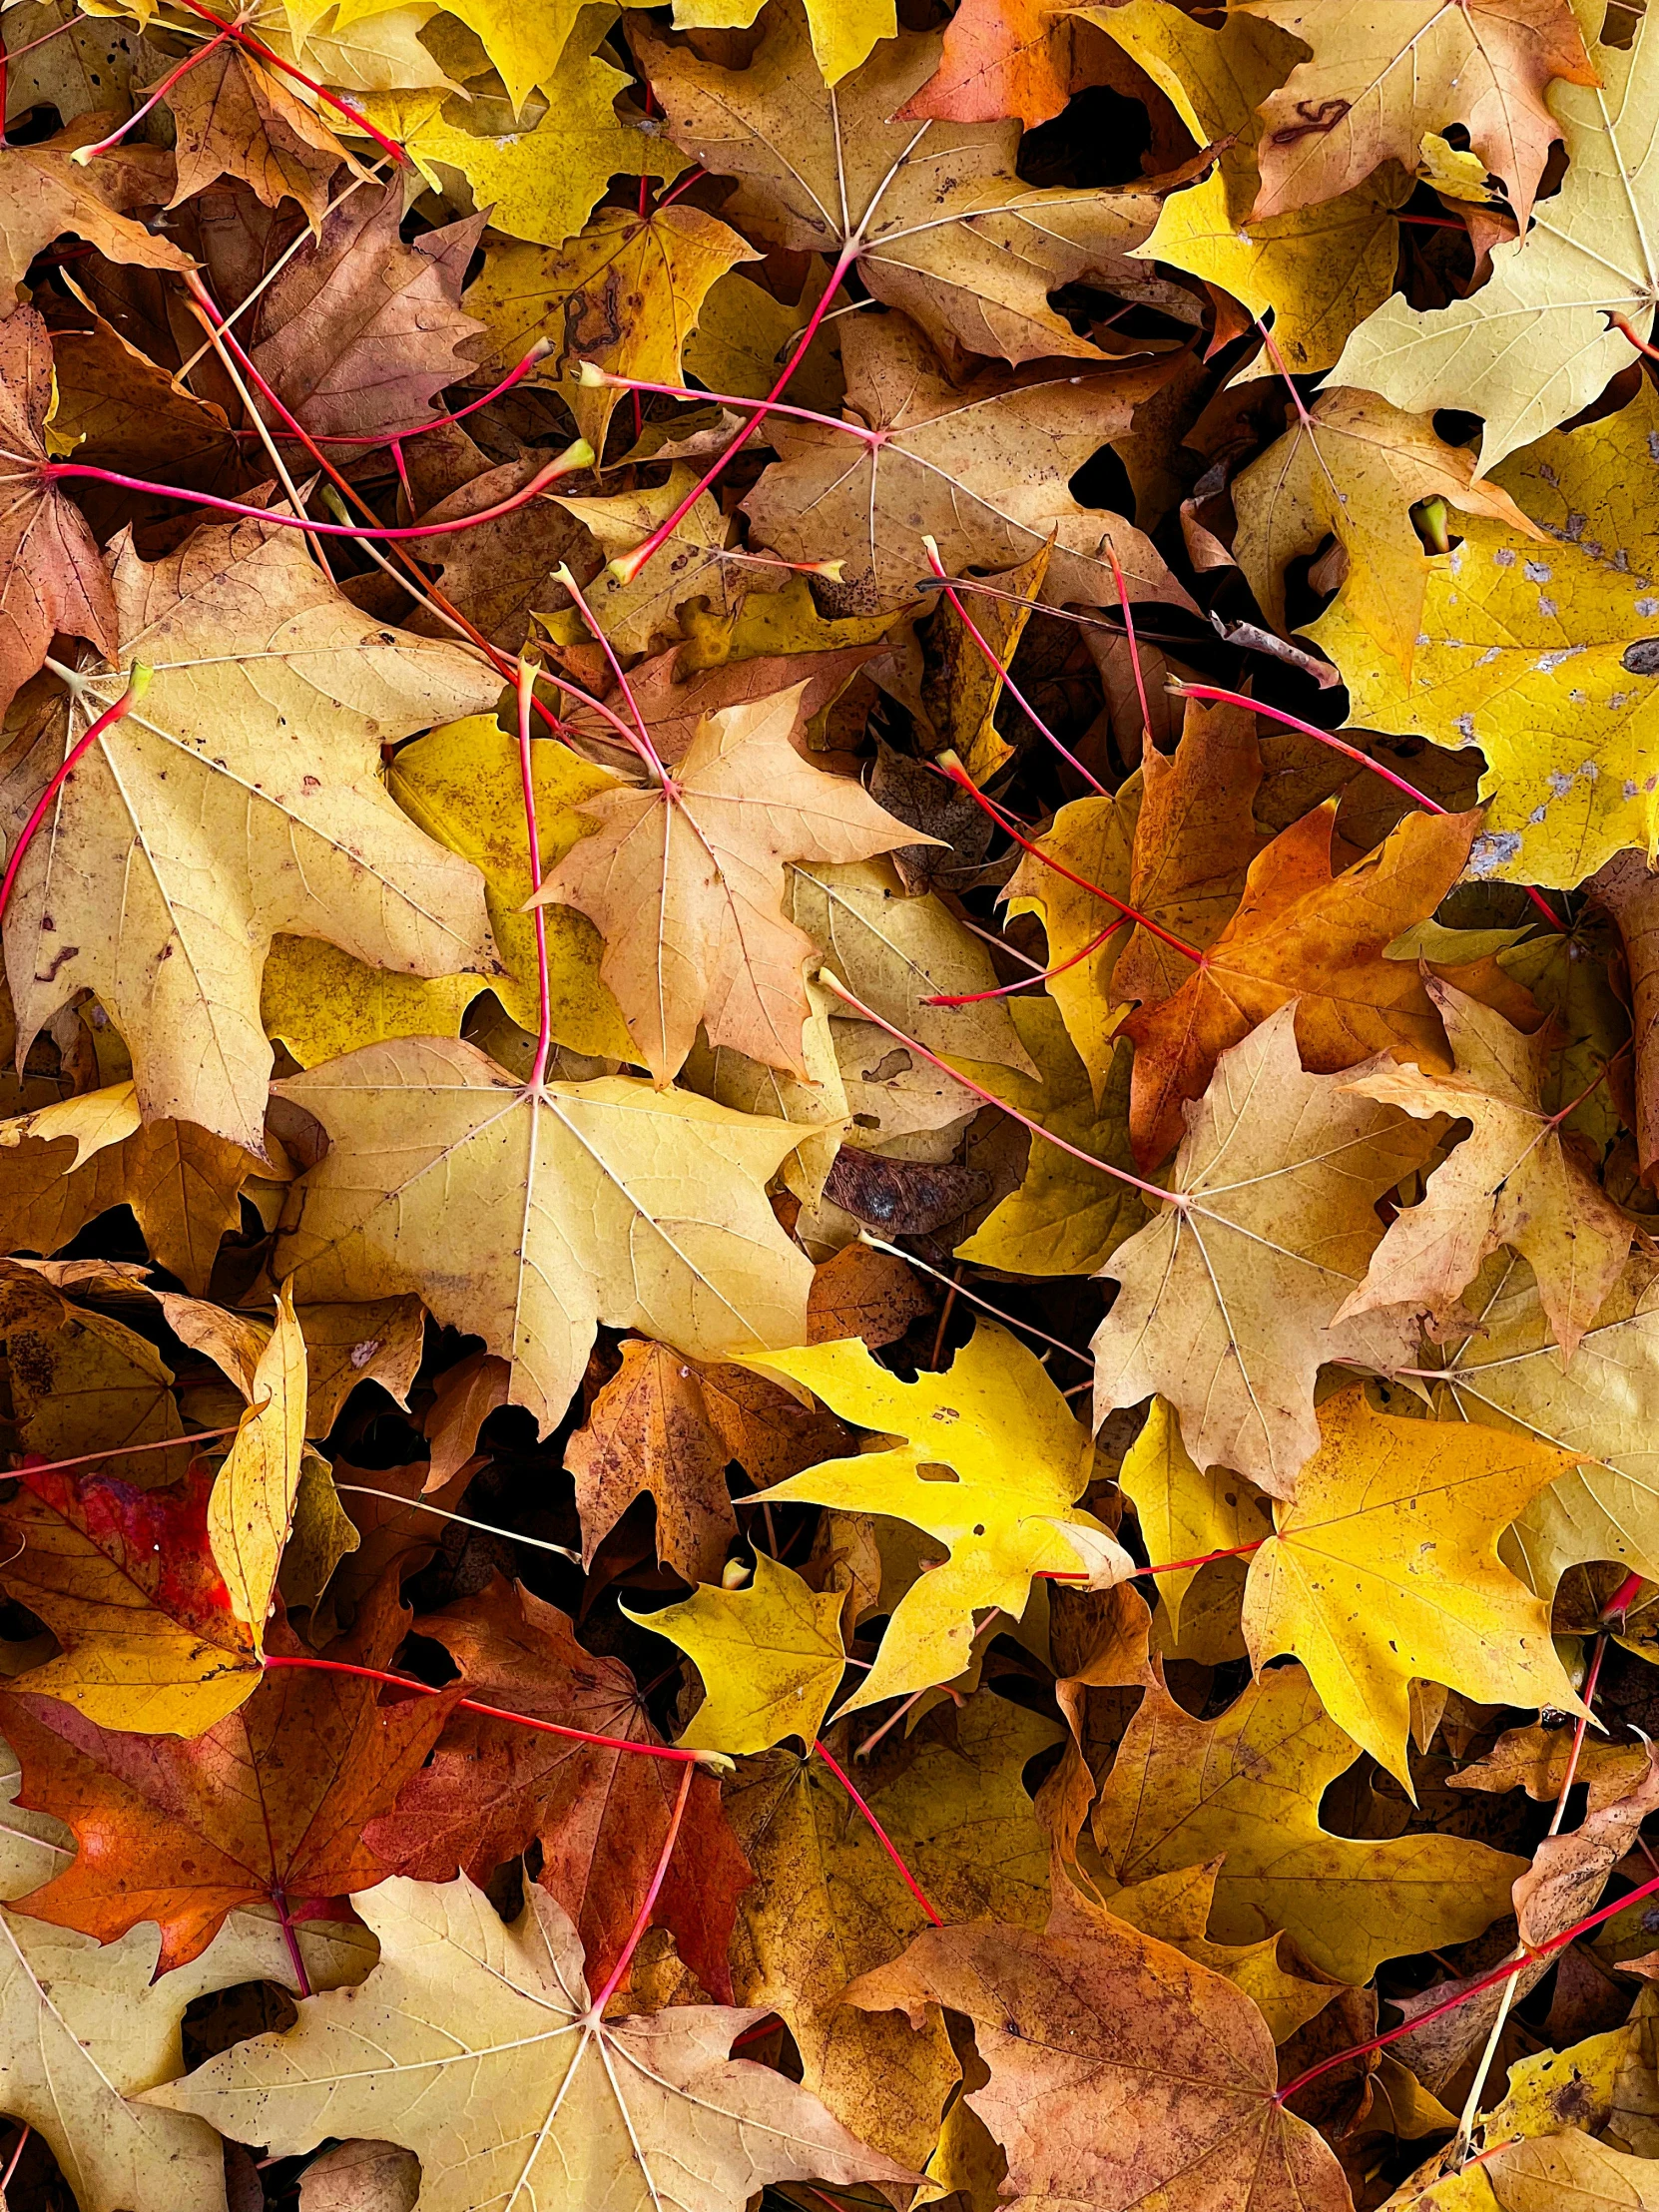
[936,757,1205,961]
[1103,543,1155,745]
[579,364,881,445]
[331,1483,580,1561]
[270,1881,313,1999]
[924,916,1126,1003]
[0,2125,30,2193]
[919,534,1108,797]
[1611,312,1659,362]
[589,1763,693,2011]
[260,1652,708,1765]
[515,655,556,1091]
[14,1423,243,1477]
[0,667,153,927]
[814,1736,943,1926]
[606,240,860,586]
[71,26,233,162]
[817,969,1178,1206]
[244,338,557,445]
[44,447,594,541]
[549,564,673,787]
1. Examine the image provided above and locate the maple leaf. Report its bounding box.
[367,22,682,251]
[1242,0,1593,229]
[0,1261,188,1482]
[545,468,766,657]
[0,1733,373,2212]
[0,514,502,1153]
[724,1749,959,2170]
[1451,1720,1657,1816]
[1315,378,1659,889]
[363,1576,751,2000]
[161,38,358,228]
[1003,786,1137,1093]
[901,0,1161,129]
[1092,1003,1439,1496]
[276,1033,815,1438]
[0,1575,454,1972]
[750,1322,1127,1710]
[1121,799,1486,1170]
[1106,1860,1337,2044]
[1338,976,1633,1356]
[846,1888,1352,2212]
[531,682,921,1084]
[742,309,1184,617]
[1239,1381,1584,1787]
[467,205,756,457]
[0,304,117,721]
[566,1339,847,1582]
[1233,387,1541,673]
[0,119,188,301]
[790,856,1038,1076]
[148,1872,917,2212]
[0,1079,256,1294]
[0,1292,304,1734]
[246,181,489,442]
[638,0,1168,371]
[1092,1661,1528,1982]
[629,1553,847,1755]
[729,1688,1061,2160]
[1096,0,1410,372]
[1330,0,1657,469]
[1115,688,1269,1015]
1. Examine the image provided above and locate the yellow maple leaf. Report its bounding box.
[1093,0,1407,372]
[1315,379,1659,890]
[1093,1661,1528,1982]
[468,206,755,455]
[276,1036,814,1438]
[626,1554,845,1755]
[1240,1382,1585,1789]
[748,1322,1124,1712]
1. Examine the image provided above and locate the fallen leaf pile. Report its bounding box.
[12,0,1659,2206]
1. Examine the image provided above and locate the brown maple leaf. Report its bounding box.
[0,303,117,718]
[0,1577,456,1973]
[741,310,1187,617]
[247,181,488,441]
[162,41,358,228]
[846,1887,1350,2211]
[636,0,1170,370]
[0,117,186,300]
[365,1576,752,1999]
[532,681,923,1083]
[1113,691,1269,1017]
[566,1338,848,1582]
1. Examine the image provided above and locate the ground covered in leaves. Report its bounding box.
[7,0,1659,2207]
